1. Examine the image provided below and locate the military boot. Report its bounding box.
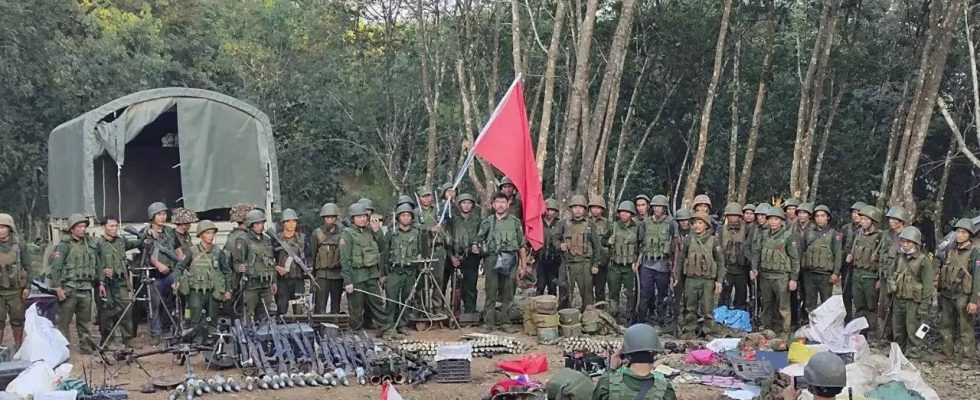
[608,300,620,318]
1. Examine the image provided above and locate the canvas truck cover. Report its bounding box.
[47,88,281,218]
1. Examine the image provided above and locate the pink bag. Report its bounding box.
[685,349,721,365]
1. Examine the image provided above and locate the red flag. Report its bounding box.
[472,78,545,250]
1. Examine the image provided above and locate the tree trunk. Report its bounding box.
[876,80,910,209]
[618,81,678,202]
[934,139,957,248]
[889,0,965,217]
[682,0,733,207]
[675,115,700,212]
[456,59,491,201]
[606,55,650,208]
[417,0,442,188]
[736,0,777,204]
[535,0,567,177]
[937,96,980,168]
[510,0,523,75]
[809,81,846,200]
[726,38,742,201]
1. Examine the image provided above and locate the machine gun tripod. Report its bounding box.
[392,257,461,331]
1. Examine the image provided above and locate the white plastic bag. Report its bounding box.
[14,304,70,366]
[880,343,939,400]
[5,361,56,396]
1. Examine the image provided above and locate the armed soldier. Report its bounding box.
[840,201,867,322]
[273,209,309,315]
[171,208,198,256]
[741,204,757,265]
[888,227,933,359]
[312,203,343,314]
[95,215,138,350]
[536,199,562,296]
[384,204,420,337]
[222,203,252,319]
[606,201,639,319]
[591,324,676,400]
[800,205,842,313]
[241,210,277,323]
[790,203,814,326]
[172,221,229,344]
[847,206,884,334]
[340,203,394,336]
[589,197,612,303]
[0,213,31,349]
[670,209,693,326]
[938,218,980,368]
[50,214,100,352]
[439,183,459,294]
[498,177,524,221]
[475,192,528,333]
[143,202,182,342]
[636,195,673,325]
[720,203,751,310]
[752,207,799,335]
[677,212,725,337]
[450,193,482,313]
[691,194,720,233]
[415,187,449,311]
[555,195,602,310]
[877,206,909,339]
[633,195,651,221]
[783,198,800,226]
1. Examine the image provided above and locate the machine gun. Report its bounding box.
[123,225,180,262]
[261,300,294,374]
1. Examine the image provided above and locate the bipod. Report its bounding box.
[392,257,461,331]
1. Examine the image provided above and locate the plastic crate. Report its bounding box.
[436,359,471,383]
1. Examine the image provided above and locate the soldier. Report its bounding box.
[143,202,181,342]
[670,208,692,326]
[537,199,562,296]
[591,324,676,400]
[888,227,933,358]
[94,215,138,350]
[172,220,229,344]
[589,197,612,302]
[847,206,884,333]
[357,198,376,214]
[555,195,602,310]
[273,209,309,315]
[241,210,277,323]
[937,219,980,368]
[498,177,524,220]
[415,187,449,311]
[222,203,252,319]
[800,205,842,313]
[677,212,725,336]
[450,193,482,313]
[171,208,198,256]
[791,202,815,326]
[475,192,528,333]
[312,203,343,314]
[876,206,909,338]
[783,198,800,225]
[720,203,751,310]
[691,194,720,232]
[606,201,639,319]
[0,213,31,349]
[396,195,416,209]
[782,352,847,400]
[50,214,100,352]
[633,195,651,221]
[742,204,756,225]
[340,204,393,336]
[385,204,420,338]
[751,207,799,335]
[742,204,758,276]
[840,201,867,322]
[636,195,674,325]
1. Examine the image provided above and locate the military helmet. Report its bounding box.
[850,201,867,212]
[797,203,814,215]
[281,208,299,222]
[147,202,168,219]
[171,208,199,225]
[230,203,253,223]
[196,220,218,237]
[439,182,454,194]
[650,195,669,208]
[568,194,588,209]
[244,210,266,226]
[858,205,883,223]
[899,226,922,245]
[954,218,976,236]
[0,213,15,231]
[348,203,370,217]
[67,213,89,229]
[621,324,664,354]
[456,193,476,205]
[357,198,375,211]
[498,177,515,188]
[397,195,416,208]
[545,199,561,211]
[768,207,787,220]
[783,198,800,209]
[723,202,742,216]
[742,203,756,212]
[814,205,832,217]
[634,194,651,203]
[588,196,606,209]
[803,352,847,388]
[319,203,340,217]
[617,201,637,215]
[885,206,909,223]
[417,186,433,197]
[395,204,415,217]
[692,212,713,226]
[674,208,692,221]
[693,194,712,208]
[756,203,771,215]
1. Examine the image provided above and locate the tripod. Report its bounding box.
[392,258,461,330]
[98,260,178,353]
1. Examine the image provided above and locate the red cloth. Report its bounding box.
[496,354,549,375]
[472,79,545,250]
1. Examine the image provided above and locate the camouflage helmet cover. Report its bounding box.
[230,203,253,223]
[170,207,199,224]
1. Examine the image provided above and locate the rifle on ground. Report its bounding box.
[260,300,292,373]
[315,332,343,386]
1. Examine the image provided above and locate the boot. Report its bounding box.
[608,301,619,318]
[12,327,23,348]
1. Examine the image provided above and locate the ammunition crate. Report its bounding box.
[436,359,471,383]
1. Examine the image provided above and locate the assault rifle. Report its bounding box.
[123,225,180,262]
[264,229,320,289]
[324,335,352,385]
[260,300,293,373]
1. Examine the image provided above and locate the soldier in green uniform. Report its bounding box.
[691,194,720,232]
[670,208,692,327]
[312,203,343,314]
[171,208,197,257]
[589,197,612,302]
[94,215,138,350]
[172,221,229,344]
[877,206,908,338]
[840,201,866,322]
[888,227,933,358]
[273,209,309,315]
[937,219,980,368]
[793,203,814,237]
[555,195,602,310]
[847,206,884,334]
[537,199,562,296]
[791,203,815,326]
[340,204,394,336]
[751,207,799,335]
[637,195,673,325]
[677,212,725,336]
[241,210,277,323]
[450,193,482,313]
[783,198,800,226]
[385,205,420,336]
[742,204,757,261]
[592,324,676,400]
[222,203,252,319]
[720,203,751,310]
[475,192,528,333]
[633,195,651,221]
[499,177,524,221]
[606,201,639,319]
[0,213,30,348]
[51,214,100,352]
[800,205,842,313]
[415,187,449,311]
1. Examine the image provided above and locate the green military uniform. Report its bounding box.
[340,205,391,332]
[477,212,525,331]
[840,203,865,322]
[450,195,483,313]
[222,203,253,319]
[312,206,343,314]
[273,229,308,316]
[385,206,421,330]
[555,207,602,310]
[173,223,227,344]
[606,206,639,317]
[670,210,692,326]
[938,220,980,362]
[888,228,933,358]
[800,222,842,312]
[756,218,800,334]
[94,234,138,348]
[0,214,30,348]
[591,214,611,302]
[592,367,676,400]
[537,208,563,297]
[239,210,276,323]
[678,224,725,335]
[876,226,903,339]
[415,190,450,311]
[720,209,751,310]
[850,207,884,333]
[50,215,100,351]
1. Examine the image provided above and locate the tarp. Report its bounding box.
[47,88,281,218]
